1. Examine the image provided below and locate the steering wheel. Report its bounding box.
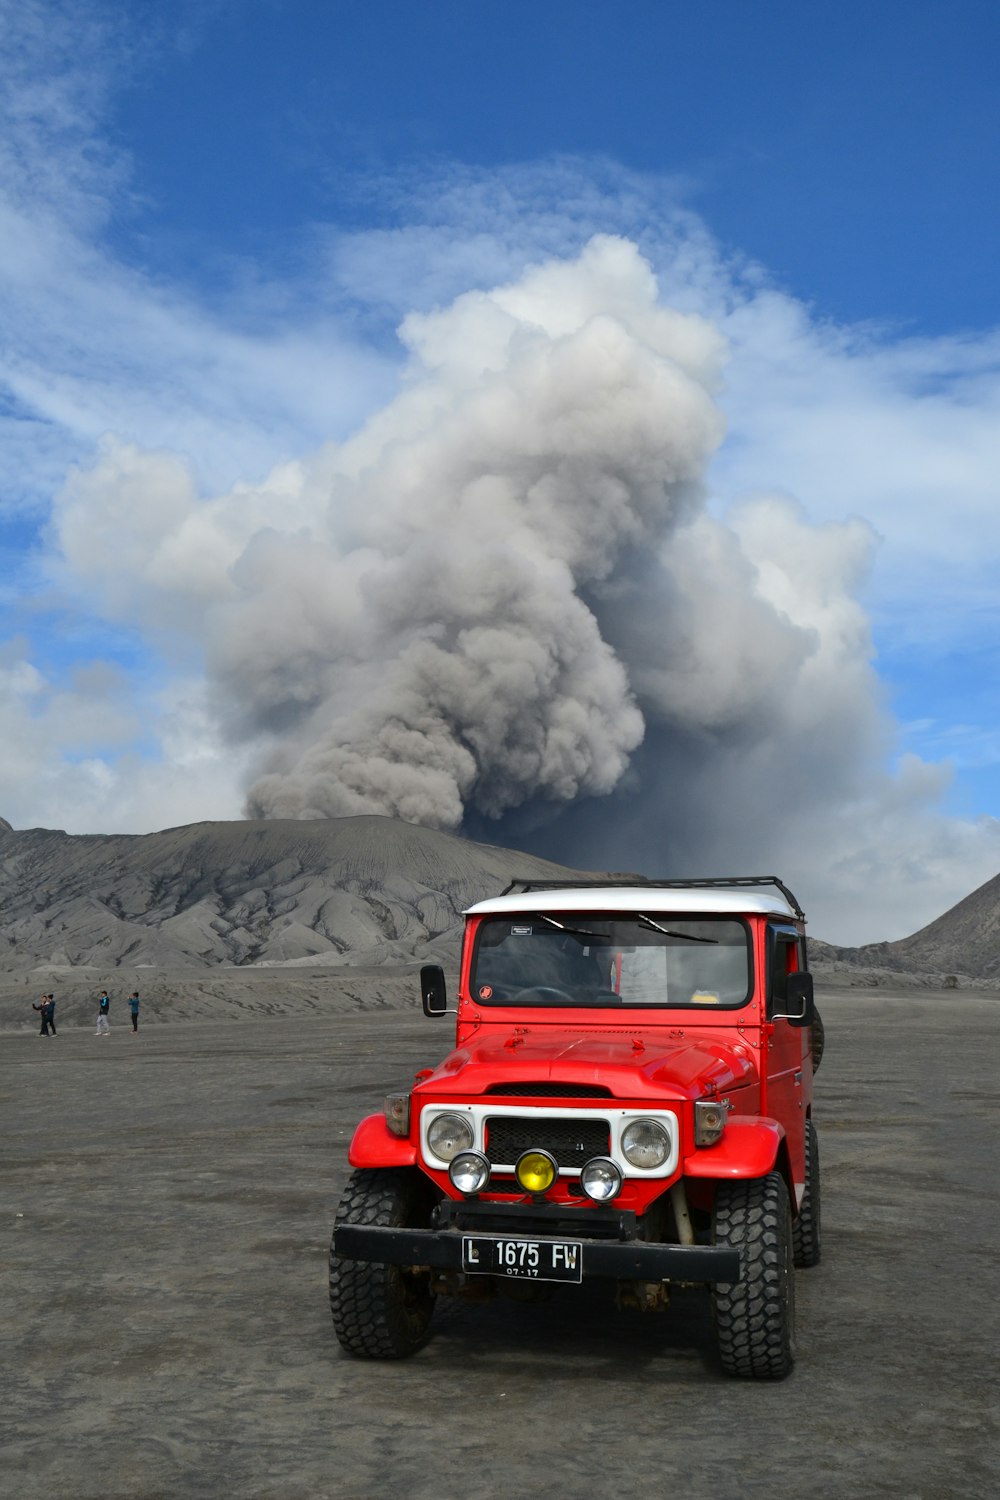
[512,986,576,1004]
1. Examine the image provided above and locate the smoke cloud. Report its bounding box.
[50,232,1000,941]
[196,235,729,829]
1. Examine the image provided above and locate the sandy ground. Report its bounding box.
[2,984,999,1500]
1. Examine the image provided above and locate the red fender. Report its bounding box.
[348,1112,418,1169]
[683,1117,785,1180]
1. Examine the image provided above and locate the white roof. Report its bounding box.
[467,885,800,920]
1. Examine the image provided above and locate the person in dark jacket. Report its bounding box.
[33,994,54,1036]
[44,994,56,1035]
[128,992,140,1032]
[96,990,111,1036]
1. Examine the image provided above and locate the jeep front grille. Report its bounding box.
[484,1115,610,1169]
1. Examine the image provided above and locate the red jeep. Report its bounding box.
[330,877,822,1379]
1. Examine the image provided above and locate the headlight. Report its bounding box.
[515,1149,558,1195]
[427,1112,474,1163]
[449,1151,491,1196]
[384,1093,410,1137]
[580,1157,623,1202]
[694,1098,729,1146]
[621,1118,671,1169]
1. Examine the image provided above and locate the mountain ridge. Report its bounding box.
[0,814,582,972]
[817,867,1000,983]
[2,813,997,984]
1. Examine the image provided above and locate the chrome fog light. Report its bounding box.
[426,1111,475,1163]
[621,1118,671,1169]
[449,1151,491,1196]
[580,1157,623,1202]
[694,1098,730,1146]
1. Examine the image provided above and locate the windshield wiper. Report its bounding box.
[531,912,603,939]
[528,911,718,944]
[636,913,718,943]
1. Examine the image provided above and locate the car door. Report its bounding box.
[764,924,809,1205]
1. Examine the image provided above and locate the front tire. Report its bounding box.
[329,1168,437,1358]
[712,1172,795,1379]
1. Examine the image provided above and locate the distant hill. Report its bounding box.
[0,815,581,972]
[818,869,1000,985]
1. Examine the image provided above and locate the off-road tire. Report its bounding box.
[329,1168,436,1359]
[811,1007,825,1073]
[792,1119,822,1268]
[712,1171,795,1380]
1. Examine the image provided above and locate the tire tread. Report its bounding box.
[329,1168,435,1359]
[792,1119,822,1268]
[712,1172,795,1380]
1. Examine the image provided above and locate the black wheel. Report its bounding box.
[793,1119,822,1268]
[712,1172,795,1380]
[811,1007,825,1073]
[329,1168,437,1359]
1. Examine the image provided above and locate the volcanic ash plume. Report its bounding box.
[54,233,888,894]
[50,228,1000,939]
[233,235,729,827]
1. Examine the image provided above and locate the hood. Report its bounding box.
[416,1026,757,1101]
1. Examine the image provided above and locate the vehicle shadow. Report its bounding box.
[427,1279,720,1383]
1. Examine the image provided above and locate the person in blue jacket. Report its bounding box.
[96,990,111,1036]
[128,992,140,1033]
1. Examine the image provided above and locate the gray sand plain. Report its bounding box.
[3,981,999,1500]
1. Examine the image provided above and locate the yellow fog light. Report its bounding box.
[515,1149,558,1195]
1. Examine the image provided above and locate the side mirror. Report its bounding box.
[774,971,815,1028]
[420,964,449,1017]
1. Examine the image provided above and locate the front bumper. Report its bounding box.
[334,1202,740,1285]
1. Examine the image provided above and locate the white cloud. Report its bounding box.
[0,640,247,832]
[714,294,1000,641]
[0,3,399,517]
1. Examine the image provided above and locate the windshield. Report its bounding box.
[471,913,751,1009]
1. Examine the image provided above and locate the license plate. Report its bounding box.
[462,1235,583,1283]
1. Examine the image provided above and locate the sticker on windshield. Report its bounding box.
[478,985,494,1000]
[511,925,533,936]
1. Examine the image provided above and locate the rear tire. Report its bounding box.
[793,1119,822,1268]
[329,1168,436,1359]
[811,1007,825,1073]
[712,1172,795,1380]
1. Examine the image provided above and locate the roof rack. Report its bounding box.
[499,875,805,920]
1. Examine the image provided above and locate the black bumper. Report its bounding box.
[333,1223,741,1284]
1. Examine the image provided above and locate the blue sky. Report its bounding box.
[2,0,1000,942]
[105,0,1000,333]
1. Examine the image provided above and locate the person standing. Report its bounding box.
[128,992,140,1033]
[44,994,56,1035]
[33,994,52,1036]
[96,990,111,1036]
